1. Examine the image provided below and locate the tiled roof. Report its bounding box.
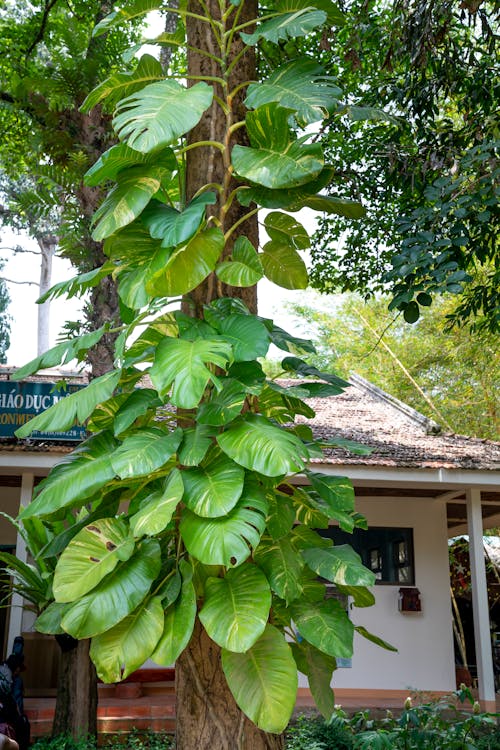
[298,376,500,471]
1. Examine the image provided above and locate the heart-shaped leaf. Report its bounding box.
[53,518,135,602]
[215,237,264,287]
[232,105,323,189]
[200,564,271,652]
[302,545,376,587]
[263,212,310,250]
[196,379,246,426]
[91,165,166,241]
[177,425,214,466]
[20,431,119,519]
[61,539,161,638]
[290,598,354,658]
[180,478,268,567]
[216,314,270,361]
[182,453,245,517]
[245,59,342,126]
[113,79,213,152]
[254,534,304,605]
[261,240,308,289]
[241,8,326,45]
[84,142,177,187]
[142,192,216,247]
[222,624,297,733]
[130,469,184,537]
[110,427,182,479]
[217,414,309,477]
[150,336,232,407]
[81,53,164,111]
[90,595,164,682]
[146,227,224,297]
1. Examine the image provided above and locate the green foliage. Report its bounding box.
[31,732,175,750]
[289,293,500,440]
[308,0,499,332]
[11,0,385,738]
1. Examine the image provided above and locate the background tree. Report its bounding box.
[9,0,395,748]
[307,0,499,331]
[289,293,499,440]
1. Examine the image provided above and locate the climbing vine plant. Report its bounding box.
[13,0,394,734]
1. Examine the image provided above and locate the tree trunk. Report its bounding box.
[53,636,97,739]
[176,620,284,750]
[36,235,56,355]
[177,2,285,748]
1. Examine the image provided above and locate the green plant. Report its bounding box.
[30,735,96,750]
[286,713,354,749]
[12,0,396,745]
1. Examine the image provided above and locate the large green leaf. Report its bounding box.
[264,211,310,250]
[291,598,354,659]
[91,165,166,241]
[254,535,304,605]
[130,469,184,538]
[146,226,224,297]
[151,560,196,665]
[216,314,270,361]
[215,237,264,287]
[113,389,162,436]
[53,518,135,602]
[306,472,355,531]
[261,240,308,289]
[222,624,297,733]
[291,641,336,720]
[232,105,323,189]
[21,432,119,519]
[302,546,376,587]
[199,564,271,652]
[241,8,326,45]
[113,80,213,153]
[182,453,244,518]
[281,357,349,390]
[142,192,216,247]
[336,584,375,608]
[180,478,268,567]
[177,424,214,466]
[61,539,161,638]
[280,0,344,26]
[116,245,170,310]
[15,370,121,438]
[90,595,164,682]
[150,336,232,408]
[93,3,164,36]
[85,142,177,187]
[12,327,108,380]
[217,414,309,477]
[110,426,182,479]
[266,490,296,540]
[245,59,341,126]
[265,322,316,354]
[196,379,246,426]
[35,602,69,635]
[81,52,164,111]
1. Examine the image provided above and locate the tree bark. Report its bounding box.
[176,620,284,750]
[53,636,97,739]
[177,2,285,748]
[36,236,56,355]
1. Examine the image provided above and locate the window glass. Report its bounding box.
[318,526,415,585]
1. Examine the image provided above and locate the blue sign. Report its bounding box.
[0,382,86,441]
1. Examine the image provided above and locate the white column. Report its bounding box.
[466,487,496,709]
[6,472,34,654]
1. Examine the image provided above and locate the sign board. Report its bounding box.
[0,382,86,441]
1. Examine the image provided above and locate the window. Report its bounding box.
[319,526,415,585]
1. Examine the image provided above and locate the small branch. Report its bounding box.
[25,0,61,57]
[1,278,39,286]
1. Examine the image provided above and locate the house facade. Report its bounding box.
[0,370,498,708]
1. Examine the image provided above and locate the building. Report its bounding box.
[0,370,498,709]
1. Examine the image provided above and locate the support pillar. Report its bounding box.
[6,472,34,654]
[466,487,496,710]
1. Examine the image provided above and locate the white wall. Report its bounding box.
[299,496,456,692]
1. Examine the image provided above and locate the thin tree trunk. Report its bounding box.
[53,636,97,739]
[177,2,285,748]
[36,236,56,355]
